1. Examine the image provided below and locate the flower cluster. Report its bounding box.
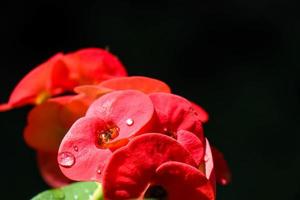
[1,48,231,199]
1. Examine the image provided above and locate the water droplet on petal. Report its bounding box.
[97,169,102,174]
[58,152,75,168]
[73,146,78,152]
[126,118,134,126]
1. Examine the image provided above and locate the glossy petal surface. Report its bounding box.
[58,117,112,182]
[86,90,154,140]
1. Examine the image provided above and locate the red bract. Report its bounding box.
[37,152,72,188]
[103,133,213,200]
[177,130,205,166]
[152,161,215,200]
[0,48,127,111]
[24,95,89,152]
[58,90,154,181]
[211,146,232,186]
[86,90,154,140]
[149,93,204,141]
[0,53,64,110]
[74,76,171,99]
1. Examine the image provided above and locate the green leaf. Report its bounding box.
[31,182,103,200]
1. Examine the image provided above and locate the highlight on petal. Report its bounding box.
[211,146,232,186]
[103,133,196,200]
[0,53,64,110]
[149,93,204,141]
[37,151,72,188]
[152,161,215,200]
[203,139,216,194]
[24,95,89,152]
[58,117,113,182]
[190,101,209,123]
[63,48,127,85]
[177,130,205,166]
[86,90,154,140]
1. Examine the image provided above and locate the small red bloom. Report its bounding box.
[0,48,127,111]
[102,133,214,200]
[58,90,154,181]
[149,93,204,141]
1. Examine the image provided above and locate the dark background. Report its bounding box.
[0,0,299,199]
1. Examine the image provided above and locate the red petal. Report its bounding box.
[211,146,232,186]
[24,95,88,152]
[1,53,63,109]
[149,93,204,140]
[58,117,112,181]
[103,133,196,200]
[86,90,154,140]
[74,85,112,99]
[190,101,209,123]
[153,161,215,200]
[37,151,72,188]
[99,76,171,94]
[63,48,127,85]
[177,130,205,166]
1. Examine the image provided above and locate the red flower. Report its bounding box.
[0,48,127,111]
[102,133,214,200]
[58,90,154,181]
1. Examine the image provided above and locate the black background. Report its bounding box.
[0,0,299,199]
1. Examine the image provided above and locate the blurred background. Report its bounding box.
[0,0,299,199]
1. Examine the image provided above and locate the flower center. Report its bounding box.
[96,126,119,148]
[144,185,168,200]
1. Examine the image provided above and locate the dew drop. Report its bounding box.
[73,146,78,152]
[126,118,134,126]
[58,152,75,168]
[97,169,102,174]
